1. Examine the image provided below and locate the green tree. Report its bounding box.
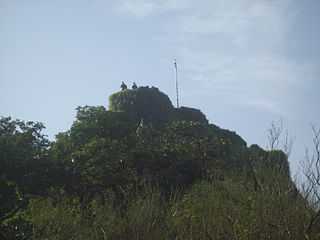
[0,117,52,238]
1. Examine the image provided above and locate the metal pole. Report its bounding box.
[174,59,179,108]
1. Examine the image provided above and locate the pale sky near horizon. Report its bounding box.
[1,0,319,175]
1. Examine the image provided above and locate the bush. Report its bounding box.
[173,107,208,124]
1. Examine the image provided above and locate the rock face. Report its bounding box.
[109,86,174,124]
[173,107,208,124]
[109,86,209,125]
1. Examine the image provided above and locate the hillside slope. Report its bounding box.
[2,86,311,240]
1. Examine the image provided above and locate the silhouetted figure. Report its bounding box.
[132,82,138,89]
[121,81,127,91]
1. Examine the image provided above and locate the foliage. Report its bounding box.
[173,107,208,124]
[1,86,317,239]
[0,117,52,239]
[249,144,290,177]
[23,176,313,240]
[169,177,310,240]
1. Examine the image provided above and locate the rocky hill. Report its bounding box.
[64,85,290,185]
[1,85,312,240]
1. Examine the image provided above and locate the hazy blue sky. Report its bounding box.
[1,0,319,175]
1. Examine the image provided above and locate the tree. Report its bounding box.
[301,125,320,238]
[0,117,51,238]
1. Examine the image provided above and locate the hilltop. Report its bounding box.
[107,86,289,178]
[109,86,208,124]
[51,85,290,190]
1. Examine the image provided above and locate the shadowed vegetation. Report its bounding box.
[1,86,319,239]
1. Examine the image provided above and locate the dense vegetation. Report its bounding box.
[0,86,319,239]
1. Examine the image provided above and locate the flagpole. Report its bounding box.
[174,59,179,108]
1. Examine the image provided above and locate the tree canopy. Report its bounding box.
[1,86,316,240]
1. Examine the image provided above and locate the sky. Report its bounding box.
[1,0,319,176]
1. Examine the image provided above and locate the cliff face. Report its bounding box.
[109,86,208,125]
[109,86,174,124]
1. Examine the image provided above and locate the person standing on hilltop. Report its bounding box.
[121,81,127,91]
[132,82,138,89]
